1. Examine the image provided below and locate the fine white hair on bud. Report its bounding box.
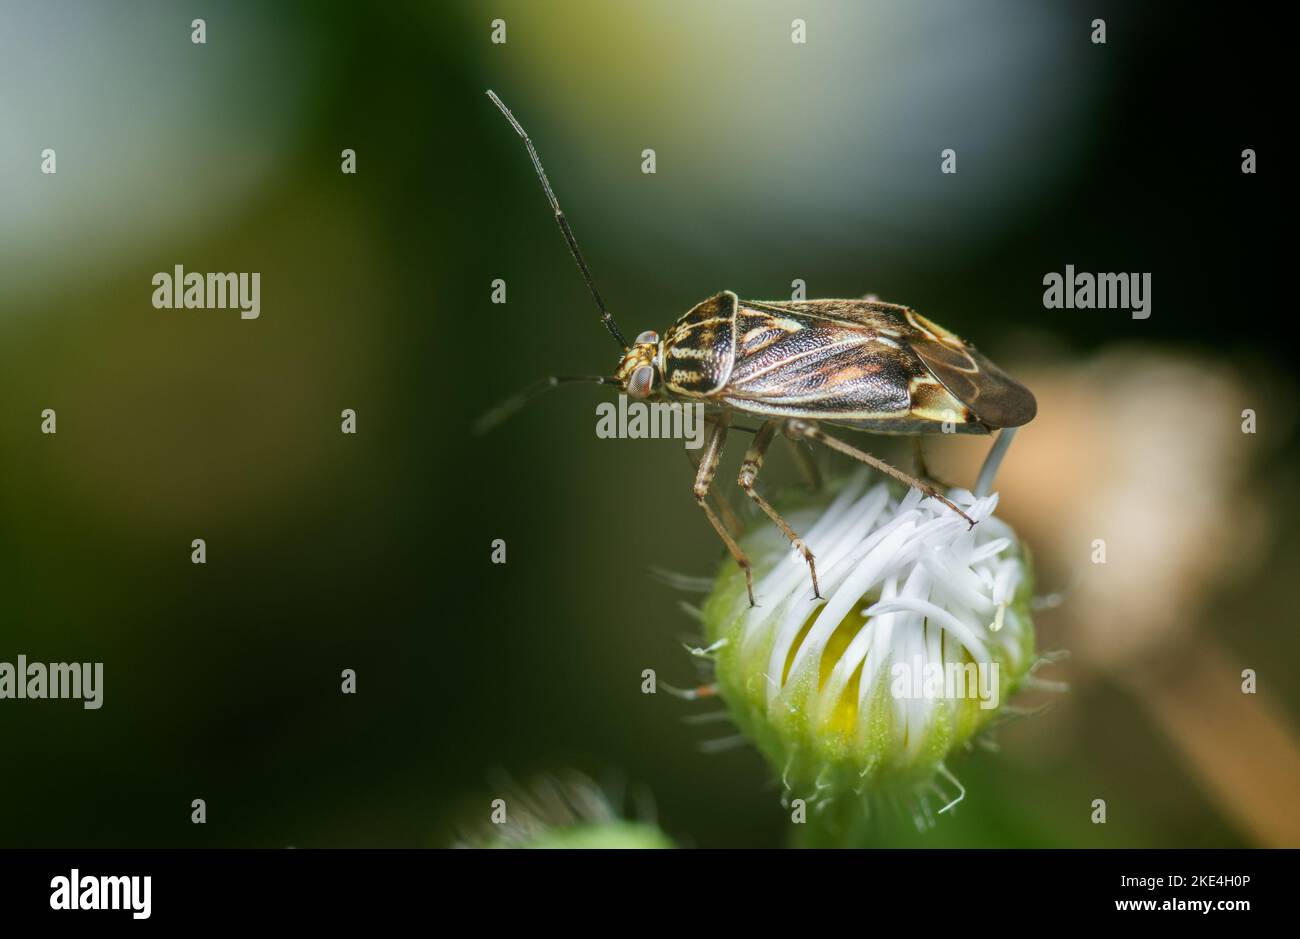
[699,469,1036,830]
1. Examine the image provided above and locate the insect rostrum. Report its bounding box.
[485,91,1037,606]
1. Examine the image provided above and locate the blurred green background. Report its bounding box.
[1,0,1292,848]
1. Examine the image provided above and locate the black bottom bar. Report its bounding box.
[0,848,1287,925]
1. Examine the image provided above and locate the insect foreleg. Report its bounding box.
[739,421,821,599]
[686,441,742,538]
[691,412,756,606]
[783,419,975,528]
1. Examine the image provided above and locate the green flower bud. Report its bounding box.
[700,471,1036,829]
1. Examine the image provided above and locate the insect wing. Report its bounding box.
[727,322,910,414]
[907,334,1037,428]
[726,299,1034,430]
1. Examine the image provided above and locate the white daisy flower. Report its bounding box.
[698,448,1037,828]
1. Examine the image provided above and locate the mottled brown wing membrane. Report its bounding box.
[906,334,1037,428]
[733,299,1036,429]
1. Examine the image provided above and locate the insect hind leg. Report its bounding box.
[784,419,975,528]
[739,421,821,599]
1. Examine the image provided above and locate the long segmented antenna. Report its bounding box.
[487,90,630,350]
[473,374,619,435]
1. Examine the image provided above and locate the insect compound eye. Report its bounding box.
[634,330,659,345]
[626,364,655,399]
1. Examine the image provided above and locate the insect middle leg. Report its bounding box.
[784,419,975,527]
[784,431,822,491]
[740,421,821,599]
[692,412,756,605]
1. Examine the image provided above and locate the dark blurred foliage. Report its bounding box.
[0,1,1287,847]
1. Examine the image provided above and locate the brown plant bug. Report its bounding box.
[480,90,1036,606]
